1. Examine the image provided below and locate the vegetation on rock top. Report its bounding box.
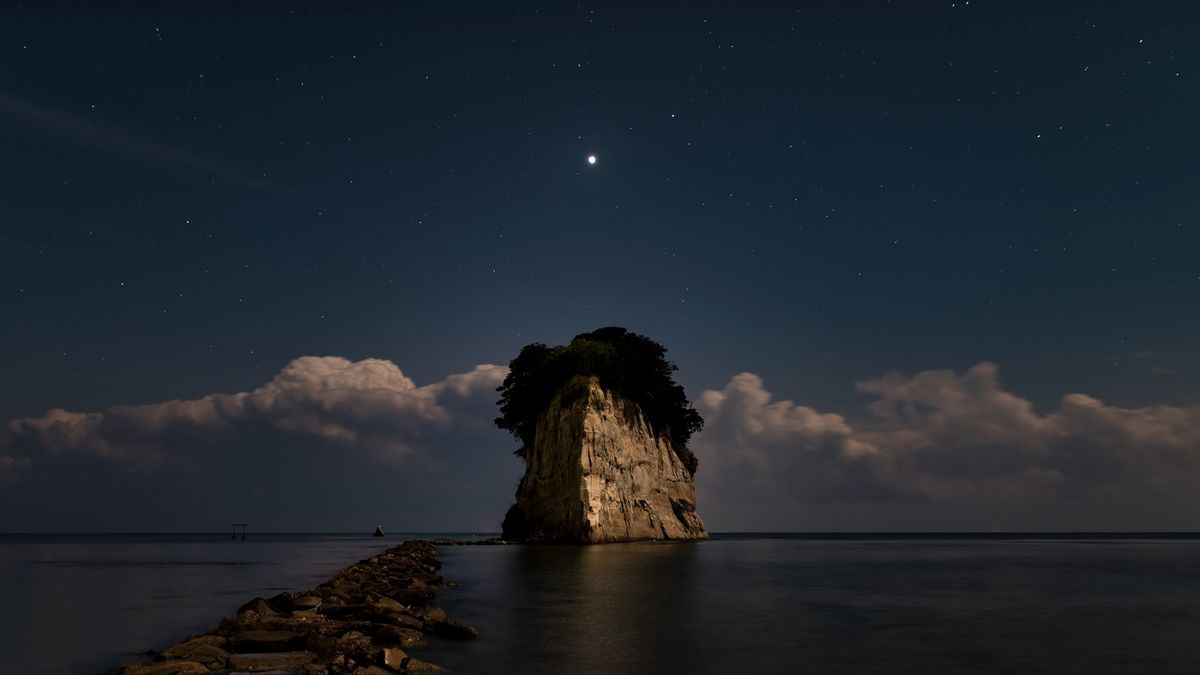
[495,326,703,474]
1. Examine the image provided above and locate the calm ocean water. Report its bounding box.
[2,534,1200,674]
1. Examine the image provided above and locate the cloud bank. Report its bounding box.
[4,356,506,468]
[4,357,1199,531]
[0,356,516,531]
[693,362,1200,530]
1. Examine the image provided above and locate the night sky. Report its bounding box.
[3,2,1199,532]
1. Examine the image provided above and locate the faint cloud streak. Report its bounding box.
[0,94,291,196]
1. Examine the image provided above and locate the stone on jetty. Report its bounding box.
[107,540,468,674]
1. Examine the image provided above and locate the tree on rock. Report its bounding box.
[495,326,703,474]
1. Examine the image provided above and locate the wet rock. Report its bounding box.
[320,603,369,620]
[372,624,425,648]
[416,607,446,624]
[335,630,381,666]
[229,629,306,652]
[351,666,393,675]
[367,595,406,614]
[293,595,322,610]
[268,591,298,612]
[160,635,226,657]
[238,597,282,620]
[412,573,443,587]
[414,606,478,639]
[381,647,409,670]
[326,619,373,636]
[426,617,479,640]
[392,582,435,606]
[121,661,209,674]
[387,612,424,632]
[227,651,315,670]
[160,642,228,667]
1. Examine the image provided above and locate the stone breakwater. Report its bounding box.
[106,540,477,675]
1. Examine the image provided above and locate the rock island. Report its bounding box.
[496,327,709,543]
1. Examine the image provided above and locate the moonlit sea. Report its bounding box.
[2,533,1200,674]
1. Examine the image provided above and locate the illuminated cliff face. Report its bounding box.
[504,376,708,543]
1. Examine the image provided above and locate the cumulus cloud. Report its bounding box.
[693,373,897,504]
[692,362,1200,530]
[6,356,1200,531]
[3,356,506,469]
[858,362,1200,498]
[0,357,517,531]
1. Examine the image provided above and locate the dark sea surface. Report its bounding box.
[3,533,1200,674]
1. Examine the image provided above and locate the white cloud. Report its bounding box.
[6,356,1200,530]
[857,362,1200,495]
[692,373,898,508]
[3,356,507,469]
[691,363,1200,529]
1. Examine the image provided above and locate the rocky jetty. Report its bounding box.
[504,376,709,543]
[107,540,475,675]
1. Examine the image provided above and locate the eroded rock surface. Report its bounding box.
[505,376,709,543]
[107,540,470,674]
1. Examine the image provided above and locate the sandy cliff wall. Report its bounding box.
[506,376,708,543]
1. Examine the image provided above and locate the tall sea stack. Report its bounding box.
[496,327,709,543]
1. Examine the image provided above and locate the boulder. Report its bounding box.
[388,612,424,631]
[352,667,394,675]
[382,647,409,670]
[228,629,306,652]
[372,624,425,648]
[160,643,228,667]
[425,618,479,640]
[292,595,322,610]
[334,630,380,663]
[160,635,226,657]
[237,597,281,619]
[320,603,369,620]
[391,583,434,606]
[368,595,406,614]
[122,661,209,674]
[226,651,315,670]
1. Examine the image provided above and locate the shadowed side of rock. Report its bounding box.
[504,376,709,543]
[106,540,475,675]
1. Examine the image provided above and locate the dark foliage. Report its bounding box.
[500,503,527,541]
[495,327,703,474]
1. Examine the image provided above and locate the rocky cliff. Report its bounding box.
[503,376,708,543]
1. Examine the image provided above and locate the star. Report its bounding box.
[587,155,597,165]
